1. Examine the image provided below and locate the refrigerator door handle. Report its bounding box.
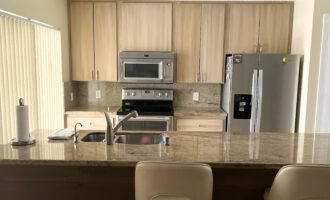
[255,69,263,132]
[250,69,258,133]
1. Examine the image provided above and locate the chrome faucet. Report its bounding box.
[104,110,138,145]
[74,122,83,143]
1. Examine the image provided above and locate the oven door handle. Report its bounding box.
[117,116,172,121]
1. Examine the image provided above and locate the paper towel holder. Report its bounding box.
[10,98,36,146]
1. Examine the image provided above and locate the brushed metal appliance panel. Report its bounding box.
[228,54,259,132]
[258,54,300,133]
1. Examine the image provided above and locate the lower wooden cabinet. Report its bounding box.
[176,118,225,132]
[65,113,114,130]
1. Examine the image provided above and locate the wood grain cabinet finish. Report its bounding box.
[71,2,117,81]
[226,3,292,54]
[225,3,260,54]
[118,3,172,51]
[176,118,225,132]
[70,2,94,81]
[200,4,225,83]
[65,114,114,130]
[174,3,225,83]
[94,2,117,81]
[173,3,201,83]
[259,4,292,54]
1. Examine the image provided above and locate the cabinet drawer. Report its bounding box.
[176,119,224,132]
[66,116,108,130]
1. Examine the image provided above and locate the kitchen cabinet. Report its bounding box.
[225,3,292,54]
[259,4,292,54]
[65,113,114,130]
[94,2,117,81]
[173,3,201,83]
[118,3,172,52]
[200,4,226,83]
[70,2,117,81]
[174,3,225,83]
[70,2,94,81]
[176,118,225,132]
[225,4,260,54]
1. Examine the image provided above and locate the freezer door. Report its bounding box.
[228,54,259,132]
[258,54,300,133]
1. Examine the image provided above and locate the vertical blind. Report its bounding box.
[0,13,64,144]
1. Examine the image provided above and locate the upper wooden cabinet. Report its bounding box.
[259,4,292,54]
[118,3,172,51]
[70,2,117,81]
[174,3,201,83]
[94,2,117,81]
[225,4,260,54]
[70,2,94,81]
[200,4,225,83]
[225,3,293,54]
[174,3,225,83]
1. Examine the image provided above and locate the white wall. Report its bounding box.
[305,0,330,133]
[291,0,315,133]
[0,0,70,82]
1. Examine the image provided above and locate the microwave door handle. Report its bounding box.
[159,62,164,80]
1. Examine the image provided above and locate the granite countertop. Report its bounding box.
[65,106,227,119]
[0,130,329,169]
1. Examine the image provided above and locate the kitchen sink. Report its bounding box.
[81,132,105,142]
[81,132,168,145]
[114,133,167,145]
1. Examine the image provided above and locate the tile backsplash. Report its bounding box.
[65,81,221,110]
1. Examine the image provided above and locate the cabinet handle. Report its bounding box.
[96,70,99,80]
[259,43,263,53]
[202,73,206,82]
[255,44,259,53]
[196,72,200,82]
[91,70,94,80]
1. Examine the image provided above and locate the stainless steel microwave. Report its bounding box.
[118,51,175,84]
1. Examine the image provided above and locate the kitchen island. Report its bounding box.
[0,130,329,200]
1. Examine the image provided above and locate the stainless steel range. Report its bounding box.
[116,88,174,131]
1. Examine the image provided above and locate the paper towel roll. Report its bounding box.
[16,105,30,142]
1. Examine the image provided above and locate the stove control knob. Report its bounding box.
[126,92,130,96]
[132,92,136,96]
[164,92,168,97]
[158,92,163,97]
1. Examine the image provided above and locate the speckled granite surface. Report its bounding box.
[65,106,227,119]
[1,130,329,169]
[65,82,222,109]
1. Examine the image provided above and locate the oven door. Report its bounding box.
[119,59,164,83]
[116,116,173,132]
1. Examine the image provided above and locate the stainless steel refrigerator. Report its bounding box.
[222,54,300,133]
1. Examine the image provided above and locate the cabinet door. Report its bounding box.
[259,4,292,54]
[225,4,260,54]
[70,2,94,81]
[176,118,224,132]
[94,2,117,81]
[174,3,201,83]
[200,4,225,83]
[118,3,172,51]
[66,116,107,130]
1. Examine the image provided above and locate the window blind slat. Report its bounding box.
[0,14,63,144]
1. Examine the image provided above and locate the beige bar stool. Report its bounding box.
[264,165,330,200]
[135,161,213,200]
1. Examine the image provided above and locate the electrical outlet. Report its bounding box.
[96,90,101,99]
[193,92,199,101]
[70,92,74,102]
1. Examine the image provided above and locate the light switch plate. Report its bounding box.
[193,92,199,101]
[70,92,74,101]
[96,90,101,99]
